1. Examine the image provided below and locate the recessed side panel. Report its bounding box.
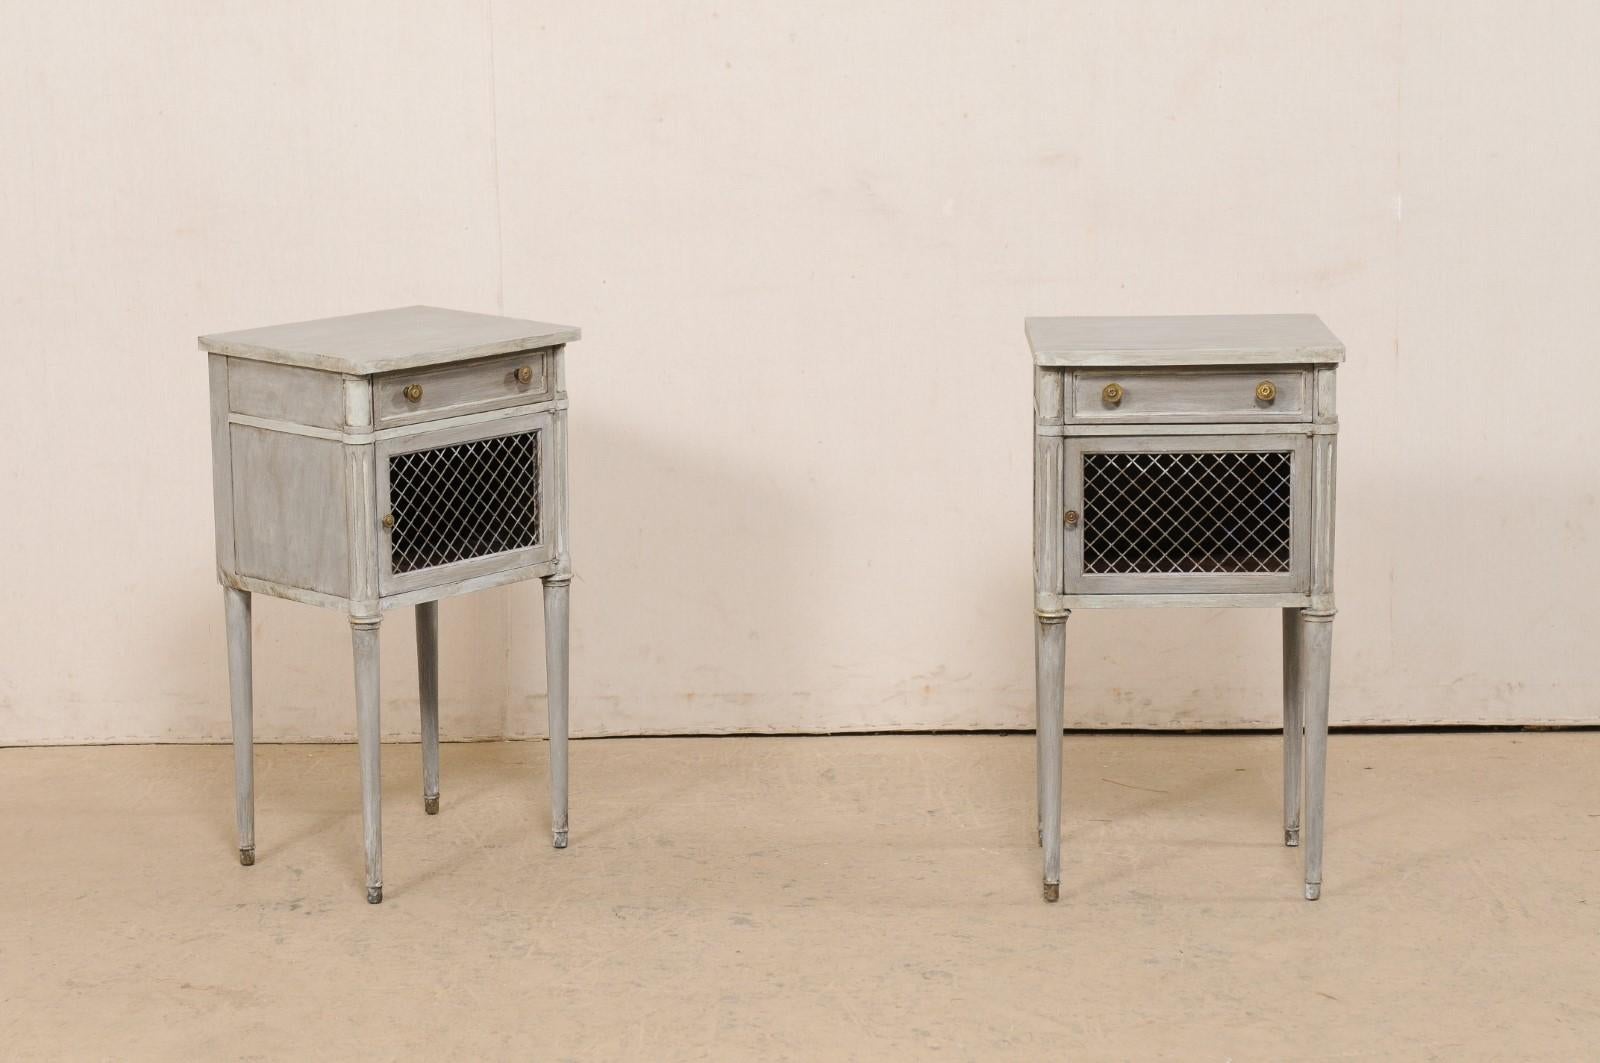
[227,358,345,430]
[230,425,350,597]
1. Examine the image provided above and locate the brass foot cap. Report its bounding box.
[1285,828,1300,848]
[1304,883,1321,901]
[367,886,383,905]
[239,847,255,867]
[424,794,439,815]
[1043,881,1060,903]
[552,831,569,850]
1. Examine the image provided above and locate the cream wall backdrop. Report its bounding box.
[3,1,1597,743]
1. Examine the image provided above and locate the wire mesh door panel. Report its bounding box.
[377,413,554,594]
[1062,434,1310,594]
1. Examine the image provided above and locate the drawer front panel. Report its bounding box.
[1070,368,1308,423]
[1063,434,1311,594]
[376,412,555,595]
[374,348,551,428]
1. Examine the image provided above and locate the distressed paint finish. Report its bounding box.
[1067,367,1310,424]
[1028,313,1341,902]
[351,615,383,904]
[203,307,580,902]
[1034,611,1068,902]
[227,359,345,430]
[373,347,552,428]
[1025,314,1344,368]
[417,601,440,815]
[543,576,571,848]
[198,305,580,375]
[224,586,254,865]
[1281,607,1303,847]
[1299,610,1335,899]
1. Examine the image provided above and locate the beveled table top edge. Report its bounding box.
[1024,313,1345,367]
[198,305,581,375]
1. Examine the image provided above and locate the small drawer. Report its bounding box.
[375,348,551,427]
[1069,368,1308,424]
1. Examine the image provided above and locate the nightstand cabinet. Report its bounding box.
[201,306,579,903]
[1027,314,1342,903]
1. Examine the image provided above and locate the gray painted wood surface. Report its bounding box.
[417,601,440,815]
[1026,313,1345,367]
[230,426,350,597]
[224,587,254,866]
[1034,612,1067,902]
[373,348,552,428]
[1281,608,1303,847]
[543,576,571,849]
[351,616,383,904]
[204,309,578,903]
[1067,367,1309,424]
[199,305,580,375]
[1299,611,1334,900]
[227,359,345,430]
[1031,313,1340,903]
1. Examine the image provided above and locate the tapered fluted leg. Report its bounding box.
[1282,608,1303,848]
[1036,698,1045,847]
[224,587,255,867]
[1300,610,1334,900]
[351,615,383,903]
[416,601,440,815]
[1036,610,1068,902]
[543,576,571,849]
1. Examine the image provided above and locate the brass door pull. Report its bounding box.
[1064,509,1079,527]
[381,513,395,530]
[1256,380,1277,403]
[403,383,424,403]
[515,365,534,385]
[1101,382,1124,406]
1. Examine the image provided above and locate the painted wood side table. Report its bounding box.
[1027,314,1341,903]
[200,305,579,903]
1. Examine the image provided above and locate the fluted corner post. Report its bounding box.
[1035,608,1070,903]
[416,600,440,815]
[542,574,571,850]
[350,613,384,904]
[223,586,255,867]
[1298,608,1334,901]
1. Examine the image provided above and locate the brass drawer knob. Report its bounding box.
[403,383,424,403]
[515,365,534,385]
[381,513,395,530]
[1256,380,1277,403]
[1101,382,1124,406]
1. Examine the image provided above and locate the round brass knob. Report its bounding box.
[381,513,395,530]
[1101,382,1124,406]
[403,383,424,403]
[1255,380,1277,403]
[515,365,534,385]
[1064,509,1079,527]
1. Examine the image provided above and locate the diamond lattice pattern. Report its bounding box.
[1081,450,1292,575]
[388,430,541,574]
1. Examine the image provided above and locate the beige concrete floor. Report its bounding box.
[1,733,1596,1060]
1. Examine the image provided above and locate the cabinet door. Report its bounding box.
[1062,433,1311,595]
[375,411,555,596]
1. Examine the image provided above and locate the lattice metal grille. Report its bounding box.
[388,430,541,574]
[1081,450,1292,574]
